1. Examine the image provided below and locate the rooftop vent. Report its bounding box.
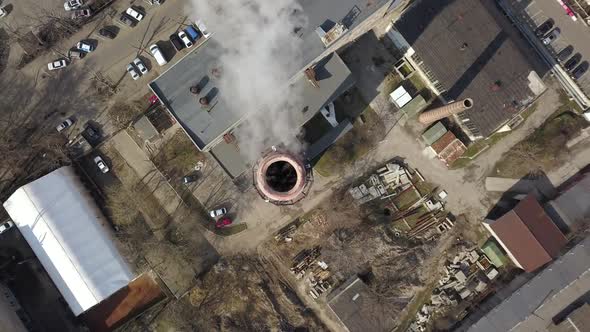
[190,86,201,94]
[304,67,320,88]
[199,96,209,106]
[315,22,348,47]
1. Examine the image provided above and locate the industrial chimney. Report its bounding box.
[253,148,312,205]
[418,98,474,125]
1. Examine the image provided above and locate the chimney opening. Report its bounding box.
[199,97,209,106]
[190,86,201,94]
[265,161,298,193]
[463,99,473,108]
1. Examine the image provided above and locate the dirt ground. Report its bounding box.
[257,184,460,331]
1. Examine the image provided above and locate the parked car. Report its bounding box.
[133,57,148,75]
[144,0,162,5]
[118,13,136,27]
[81,123,101,145]
[169,33,184,51]
[47,59,68,70]
[182,174,198,185]
[185,26,201,42]
[149,44,168,66]
[56,118,74,132]
[77,40,94,52]
[534,18,554,37]
[69,49,84,59]
[564,53,582,72]
[64,0,83,11]
[71,9,91,19]
[0,220,14,235]
[215,218,232,228]
[0,6,8,18]
[126,63,140,80]
[98,27,116,39]
[94,156,109,173]
[178,30,193,48]
[557,45,574,63]
[542,28,560,45]
[125,7,144,21]
[209,207,227,218]
[571,61,588,80]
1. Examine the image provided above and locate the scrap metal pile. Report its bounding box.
[290,246,333,300]
[348,162,413,204]
[408,248,501,332]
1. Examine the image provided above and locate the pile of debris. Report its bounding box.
[408,249,500,332]
[290,246,333,300]
[349,162,413,204]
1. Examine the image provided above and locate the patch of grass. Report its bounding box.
[392,188,420,210]
[493,110,587,178]
[557,89,582,114]
[450,131,510,169]
[153,131,206,184]
[315,106,385,177]
[414,179,434,196]
[403,206,430,229]
[395,283,436,332]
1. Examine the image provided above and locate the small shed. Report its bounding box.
[421,122,448,146]
[389,85,412,108]
[481,239,508,268]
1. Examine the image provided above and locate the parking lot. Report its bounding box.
[506,0,590,98]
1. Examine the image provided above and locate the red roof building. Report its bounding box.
[430,131,467,167]
[483,195,567,272]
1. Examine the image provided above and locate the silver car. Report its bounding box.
[126,63,140,80]
[209,207,227,218]
[56,118,74,132]
[94,156,110,173]
[133,58,148,75]
[542,28,560,45]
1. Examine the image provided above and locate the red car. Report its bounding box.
[215,218,232,228]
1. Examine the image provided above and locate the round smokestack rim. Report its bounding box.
[463,98,474,108]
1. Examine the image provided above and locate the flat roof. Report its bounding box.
[3,167,134,316]
[150,38,245,151]
[294,0,391,76]
[395,0,542,137]
[467,236,590,332]
[327,276,396,332]
[152,42,354,153]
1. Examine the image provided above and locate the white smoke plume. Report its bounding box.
[187,0,309,160]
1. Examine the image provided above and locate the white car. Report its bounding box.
[125,7,144,21]
[209,207,227,218]
[0,6,8,18]
[178,31,193,48]
[76,41,94,52]
[56,118,74,132]
[94,156,109,173]
[0,220,13,235]
[133,58,148,75]
[48,59,68,71]
[64,0,83,11]
[149,44,167,66]
[126,63,140,80]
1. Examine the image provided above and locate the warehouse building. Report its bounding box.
[388,0,547,140]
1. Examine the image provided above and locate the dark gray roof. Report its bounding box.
[466,236,590,332]
[395,0,541,137]
[327,276,396,332]
[210,141,249,179]
[290,53,355,128]
[149,38,245,151]
[295,0,391,75]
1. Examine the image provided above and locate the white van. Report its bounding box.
[149,44,167,66]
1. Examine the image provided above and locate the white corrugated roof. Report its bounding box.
[3,167,134,316]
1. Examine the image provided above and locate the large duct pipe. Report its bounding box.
[418,98,474,125]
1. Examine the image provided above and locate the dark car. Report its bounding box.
[564,53,582,72]
[98,27,116,39]
[181,174,198,185]
[535,18,554,37]
[169,33,184,51]
[557,45,573,62]
[118,13,136,27]
[81,123,101,146]
[571,61,588,80]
